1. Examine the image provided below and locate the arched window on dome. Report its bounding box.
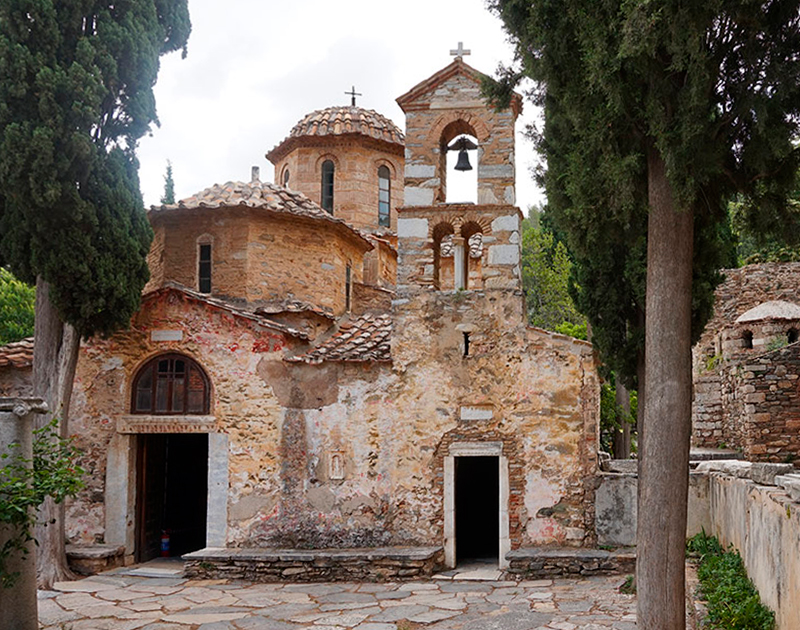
[321,160,335,214]
[378,165,391,227]
[132,354,210,415]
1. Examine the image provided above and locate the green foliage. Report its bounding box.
[161,160,176,205]
[766,336,789,352]
[521,210,585,331]
[554,320,587,340]
[0,268,34,345]
[599,377,637,455]
[487,0,799,389]
[687,532,775,630]
[619,574,636,595]
[0,419,84,588]
[0,0,191,337]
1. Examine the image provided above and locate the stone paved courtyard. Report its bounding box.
[37,569,638,630]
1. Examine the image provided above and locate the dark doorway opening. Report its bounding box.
[455,456,499,563]
[136,433,208,562]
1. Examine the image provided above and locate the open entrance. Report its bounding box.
[136,433,208,562]
[455,455,499,564]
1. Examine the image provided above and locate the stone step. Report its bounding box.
[505,547,635,579]
[183,546,444,582]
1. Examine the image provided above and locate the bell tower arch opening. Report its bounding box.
[439,120,478,204]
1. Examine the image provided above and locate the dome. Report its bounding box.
[735,300,800,324]
[267,106,404,162]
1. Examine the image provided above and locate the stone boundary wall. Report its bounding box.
[698,461,800,630]
[183,547,444,582]
[692,374,725,448]
[504,547,635,579]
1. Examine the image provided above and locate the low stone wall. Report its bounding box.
[699,461,800,630]
[183,547,444,582]
[594,470,710,547]
[504,547,635,579]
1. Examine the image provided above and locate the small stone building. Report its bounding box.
[692,263,800,461]
[0,57,600,574]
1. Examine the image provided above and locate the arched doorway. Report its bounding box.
[131,354,211,562]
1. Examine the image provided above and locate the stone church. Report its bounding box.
[0,55,600,576]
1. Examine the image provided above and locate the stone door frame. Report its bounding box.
[105,423,228,561]
[443,441,510,568]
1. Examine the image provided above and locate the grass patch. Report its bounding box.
[687,532,775,630]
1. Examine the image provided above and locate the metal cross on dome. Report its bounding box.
[450,41,471,60]
[345,86,362,106]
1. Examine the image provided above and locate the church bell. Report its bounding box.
[449,136,478,171]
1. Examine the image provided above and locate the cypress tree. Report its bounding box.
[488,1,800,625]
[161,159,176,205]
[0,0,190,587]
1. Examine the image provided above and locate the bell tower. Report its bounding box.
[394,50,524,295]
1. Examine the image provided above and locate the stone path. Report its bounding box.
[38,571,637,630]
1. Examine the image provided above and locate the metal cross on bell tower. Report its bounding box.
[345,86,362,106]
[449,41,471,60]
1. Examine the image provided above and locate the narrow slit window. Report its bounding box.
[743,330,753,349]
[345,264,352,312]
[789,328,799,344]
[198,243,212,294]
[463,332,471,357]
[378,165,391,227]
[321,160,335,214]
[283,168,290,187]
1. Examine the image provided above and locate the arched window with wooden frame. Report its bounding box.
[132,354,210,415]
[378,165,391,227]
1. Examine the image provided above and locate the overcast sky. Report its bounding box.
[137,0,544,212]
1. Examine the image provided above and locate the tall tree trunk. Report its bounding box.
[32,278,81,588]
[612,381,631,459]
[637,149,693,629]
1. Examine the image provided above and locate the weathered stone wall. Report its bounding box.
[271,143,404,233]
[66,282,599,554]
[399,63,518,207]
[724,343,800,462]
[65,291,299,545]
[705,469,800,630]
[693,263,800,449]
[147,208,368,315]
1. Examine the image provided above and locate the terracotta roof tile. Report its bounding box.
[0,337,34,369]
[286,313,391,364]
[267,106,404,162]
[151,181,372,249]
[286,106,403,144]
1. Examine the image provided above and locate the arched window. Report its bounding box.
[132,354,210,415]
[789,328,799,344]
[378,165,391,227]
[283,168,290,188]
[742,330,753,350]
[321,160,335,213]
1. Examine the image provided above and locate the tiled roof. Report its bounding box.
[255,300,335,320]
[267,106,404,162]
[151,181,372,249]
[287,106,403,144]
[148,283,311,340]
[0,337,34,369]
[286,313,391,364]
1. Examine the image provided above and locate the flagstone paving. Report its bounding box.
[38,572,638,630]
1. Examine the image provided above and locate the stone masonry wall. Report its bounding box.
[693,263,800,448]
[272,143,403,233]
[148,207,367,316]
[0,366,31,397]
